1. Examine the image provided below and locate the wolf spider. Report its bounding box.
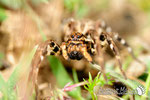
[27,18,144,98]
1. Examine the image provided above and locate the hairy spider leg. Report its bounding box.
[97,20,144,78]
[95,38,107,80]
[105,34,127,79]
[80,44,93,62]
[97,20,145,66]
[26,40,61,99]
[61,42,69,60]
[113,33,146,66]
[95,20,127,79]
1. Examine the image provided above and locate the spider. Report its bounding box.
[27,18,144,98]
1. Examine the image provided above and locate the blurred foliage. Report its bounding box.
[145,60,150,98]
[0,52,4,68]
[110,69,150,100]
[64,0,88,18]
[0,0,50,9]
[110,72,142,99]
[83,72,113,100]
[91,0,109,12]
[0,0,23,9]
[31,0,50,5]
[84,72,100,100]
[72,69,82,95]
[138,73,148,81]
[0,46,37,100]
[129,0,150,24]
[110,71,142,90]
[0,8,7,22]
[129,0,150,12]
[0,74,9,100]
[0,53,4,59]
[48,56,84,100]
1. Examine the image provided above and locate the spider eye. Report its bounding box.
[99,34,105,41]
[71,35,74,38]
[77,35,81,38]
[77,34,83,38]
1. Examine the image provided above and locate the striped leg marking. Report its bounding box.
[107,38,127,79]
[114,33,145,66]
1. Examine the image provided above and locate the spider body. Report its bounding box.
[28,18,145,97]
[34,19,138,79]
[61,32,94,62]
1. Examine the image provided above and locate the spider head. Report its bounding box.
[70,32,84,41]
[63,32,92,61]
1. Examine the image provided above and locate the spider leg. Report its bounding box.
[61,42,69,60]
[105,35,127,79]
[62,18,77,41]
[113,33,146,66]
[80,45,93,63]
[26,40,61,98]
[96,20,143,78]
[96,20,145,66]
[99,32,127,79]
[95,38,107,80]
[84,30,97,55]
[114,33,133,54]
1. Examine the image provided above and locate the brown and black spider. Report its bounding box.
[61,32,95,62]
[26,18,145,98]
